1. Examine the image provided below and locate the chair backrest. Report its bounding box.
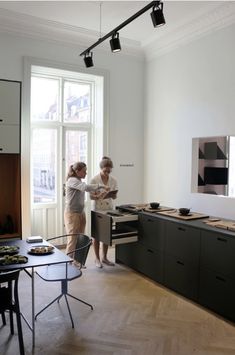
[73,234,92,266]
[0,270,20,311]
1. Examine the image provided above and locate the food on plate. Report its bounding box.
[0,254,28,265]
[29,245,54,254]
[0,245,19,255]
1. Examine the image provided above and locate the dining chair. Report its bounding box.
[0,269,25,355]
[35,234,93,328]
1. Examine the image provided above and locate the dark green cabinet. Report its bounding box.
[115,209,235,322]
[164,222,200,300]
[138,214,165,251]
[199,267,235,321]
[165,222,200,266]
[200,230,235,279]
[199,230,235,321]
[116,213,165,283]
[164,255,199,300]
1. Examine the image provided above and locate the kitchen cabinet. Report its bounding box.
[91,210,138,246]
[199,230,235,320]
[0,79,21,239]
[115,206,235,322]
[0,79,21,154]
[116,213,165,283]
[164,221,200,300]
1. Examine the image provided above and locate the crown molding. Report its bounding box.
[144,2,235,61]
[0,7,144,59]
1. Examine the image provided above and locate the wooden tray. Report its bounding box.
[157,210,209,220]
[204,220,235,231]
[144,207,174,213]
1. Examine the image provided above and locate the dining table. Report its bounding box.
[0,238,71,348]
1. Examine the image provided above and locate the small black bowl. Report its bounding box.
[150,202,160,209]
[179,208,190,216]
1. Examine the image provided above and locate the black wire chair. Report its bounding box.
[0,269,25,355]
[35,234,93,328]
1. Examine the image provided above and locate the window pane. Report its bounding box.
[31,76,59,121]
[65,131,88,173]
[64,81,90,123]
[32,129,57,203]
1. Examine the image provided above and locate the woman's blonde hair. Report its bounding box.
[99,156,113,169]
[66,162,86,180]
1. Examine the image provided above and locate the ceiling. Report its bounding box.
[0,1,234,58]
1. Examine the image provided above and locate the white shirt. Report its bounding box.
[90,174,118,211]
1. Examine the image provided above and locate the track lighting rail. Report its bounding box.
[80,1,160,57]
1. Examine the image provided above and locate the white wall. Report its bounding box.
[144,23,235,220]
[0,32,144,236]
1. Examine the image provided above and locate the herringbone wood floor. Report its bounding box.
[1,246,235,355]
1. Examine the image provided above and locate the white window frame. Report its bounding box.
[22,57,109,237]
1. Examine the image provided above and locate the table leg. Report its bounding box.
[32,267,35,348]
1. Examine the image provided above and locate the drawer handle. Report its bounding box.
[147,249,154,253]
[217,237,227,243]
[97,215,103,219]
[0,148,3,151]
[216,276,226,282]
[177,260,184,266]
[147,219,154,222]
[0,119,3,122]
[178,227,186,232]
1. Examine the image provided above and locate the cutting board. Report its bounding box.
[157,210,209,220]
[204,220,235,231]
[144,207,174,213]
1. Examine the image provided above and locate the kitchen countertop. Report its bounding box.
[117,205,235,238]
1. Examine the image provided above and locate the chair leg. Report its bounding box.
[9,310,14,334]
[64,295,74,328]
[35,294,63,320]
[67,293,93,310]
[57,294,63,303]
[15,306,25,355]
[1,312,6,325]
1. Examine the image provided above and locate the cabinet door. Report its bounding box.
[0,80,21,125]
[199,267,235,321]
[116,242,164,284]
[91,211,112,245]
[164,254,199,301]
[165,221,200,265]
[139,214,165,251]
[201,230,235,279]
[116,242,140,269]
[0,125,20,153]
[136,246,164,283]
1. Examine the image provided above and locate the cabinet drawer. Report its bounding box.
[0,125,20,153]
[199,267,235,321]
[116,242,164,284]
[164,254,199,301]
[165,222,200,265]
[139,214,165,251]
[0,81,21,125]
[201,230,235,279]
[91,211,138,246]
[136,246,164,283]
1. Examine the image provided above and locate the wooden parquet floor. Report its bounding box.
[1,247,235,355]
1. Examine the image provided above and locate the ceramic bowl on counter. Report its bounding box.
[179,208,190,216]
[150,202,160,209]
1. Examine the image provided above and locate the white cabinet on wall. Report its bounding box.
[0,79,21,154]
[0,79,22,239]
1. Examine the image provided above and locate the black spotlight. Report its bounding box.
[84,52,94,68]
[110,32,121,53]
[151,2,165,28]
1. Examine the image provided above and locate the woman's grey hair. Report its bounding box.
[99,156,113,169]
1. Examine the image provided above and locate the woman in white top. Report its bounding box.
[64,161,109,256]
[90,157,118,268]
